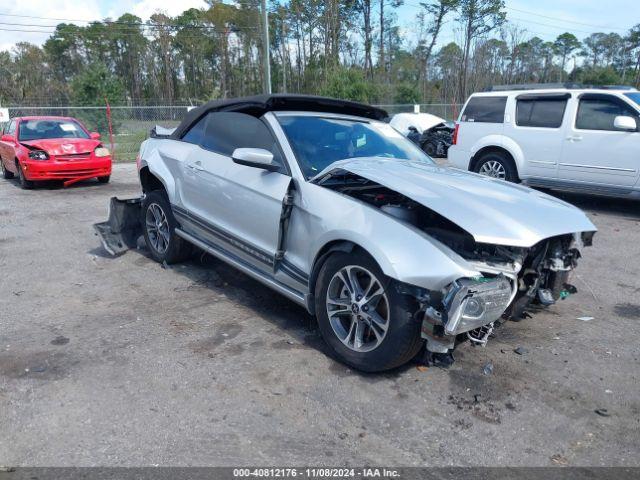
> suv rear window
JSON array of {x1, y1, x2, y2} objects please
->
[
  {"x1": 516, "y1": 97, "x2": 568, "y2": 128},
  {"x1": 461, "y1": 96, "x2": 507, "y2": 123}
]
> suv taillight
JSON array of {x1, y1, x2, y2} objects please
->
[{"x1": 452, "y1": 123, "x2": 459, "y2": 145}]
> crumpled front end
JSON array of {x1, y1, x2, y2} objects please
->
[{"x1": 418, "y1": 231, "x2": 594, "y2": 355}]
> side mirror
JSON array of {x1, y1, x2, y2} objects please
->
[
  {"x1": 90, "y1": 132, "x2": 101, "y2": 140},
  {"x1": 408, "y1": 126, "x2": 418, "y2": 132},
  {"x1": 231, "y1": 148, "x2": 279, "y2": 172},
  {"x1": 613, "y1": 115, "x2": 637, "y2": 132},
  {"x1": 1, "y1": 134, "x2": 15, "y2": 143}
]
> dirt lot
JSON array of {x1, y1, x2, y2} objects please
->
[{"x1": 1, "y1": 164, "x2": 639, "y2": 466}]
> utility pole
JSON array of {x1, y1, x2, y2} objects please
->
[{"x1": 261, "y1": 0, "x2": 272, "y2": 94}]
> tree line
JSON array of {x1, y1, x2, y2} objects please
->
[{"x1": 0, "y1": 0, "x2": 639, "y2": 108}]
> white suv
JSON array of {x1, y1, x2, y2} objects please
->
[{"x1": 448, "y1": 85, "x2": 640, "y2": 198}]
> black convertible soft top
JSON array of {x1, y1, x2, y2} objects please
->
[{"x1": 170, "y1": 94, "x2": 389, "y2": 139}]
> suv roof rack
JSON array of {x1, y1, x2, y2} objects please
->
[{"x1": 489, "y1": 83, "x2": 637, "y2": 92}]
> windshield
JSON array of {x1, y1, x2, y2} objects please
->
[
  {"x1": 18, "y1": 119, "x2": 89, "y2": 141},
  {"x1": 624, "y1": 92, "x2": 640, "y2": 108},
  {"x1": 277, "y1": 115, "x2": 434, "y2": 179}
]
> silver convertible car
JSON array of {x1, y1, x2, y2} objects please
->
[{"x1": 95, "y1": 95, "x2": 596, "y2": 372}]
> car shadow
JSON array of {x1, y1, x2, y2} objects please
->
[
  {"x1": 537, "y1": 189, "x2": 640, "y2": 220},
  {"x1": 4, "y1": 177, "x2": 107, "y2": 190},
  {"x1": 93, "y1": 241, "x2": 414, "y2": 380}
]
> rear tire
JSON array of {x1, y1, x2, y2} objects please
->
[
  {"x1": 142, "y1": 190, "x2": 192, "y2": 264},
  {"x1": 97, "y1": 175, "x2": 110, "y2": 184},
  {"x1": 1, "y1": 161, "x2": 14, "y2": 179},
  {"x1": 314, "y1": 250, "x2": 423, "y2": 372},
  {"x1": 17, "y1": 163, "x2": 34, "y2": 189},
  {"x1": 474, "y1": 151, "x2": 519, "y2": 182}
]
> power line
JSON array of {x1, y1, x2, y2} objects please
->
[
  {"x1": 0, "y1": 20, "x2": 259, "y2": 34},
  {"x1": 504, "y1": 6, "x2": 627, "y2": 32},
  {"x1": 507, "y1": 15, "x2": 617, "y2": 36},
  {"x1": 0, "y1": 10, "x2": 259, "y2": 30}
]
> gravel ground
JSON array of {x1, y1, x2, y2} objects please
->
[{"x1": 1, "y1": 163, "x2": 639, "y2": 467}]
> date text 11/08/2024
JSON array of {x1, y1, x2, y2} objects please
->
[{"x1": 232, "y1": 468, "x2": 400, "y2": 478}]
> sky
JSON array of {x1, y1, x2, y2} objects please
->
[{"x1": 0, "y1": 0, "x2": 637, "y2": 53}]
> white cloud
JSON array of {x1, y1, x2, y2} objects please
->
[
  {"x1": 0, "y1": 0, "x2": 101, "y2": 49},
  {"x1": 129, "y1": 0, "x2": 207, "y2": 20},
  {"x1": 0, "y1": 0, "x2": 208, "y2": 51}
]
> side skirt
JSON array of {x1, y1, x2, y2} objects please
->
[{"x1": 175, "y1": 228, "x2": 309, "y2": 309}]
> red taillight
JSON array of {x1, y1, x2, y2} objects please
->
[{"x1": 452, "y1": 123, "x2": 459, "y2": 145}]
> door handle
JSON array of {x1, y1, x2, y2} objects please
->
[
  {"x1": 566, "y1": 135, "x2": 583, "y2": 142},
  {"x1": 187, "y1": 161, "x2": 204, "y2": 171}
]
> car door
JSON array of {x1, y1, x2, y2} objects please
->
[
  {"x1": 0, "y1": 119, "x2": 17, "y2": 171},
  {"x1": 179, "y1": 111, "x2": 292, "y2": 274},
  {"x1": 507, "y1": 93, "x2": 569, "y2": 179},
  {"x1": 559, "y1": 93, "x2": 640, "y2": 188}
]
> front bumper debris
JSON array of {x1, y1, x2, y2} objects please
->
[
  {"x1": 421, "y1": 275, "x2": 513, "y2": 353},
  {"x1": 93, "y1": 197, "x2": 143, "y2": 256}
]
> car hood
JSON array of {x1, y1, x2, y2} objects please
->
[
  {"x1": 21, "y1": 138, "x2": 100, "y2": 156},
  {"x1": 313, "y1": 158, "x2": 597, "y2": 247}
]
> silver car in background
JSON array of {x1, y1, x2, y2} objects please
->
[{"x1": 95, "y1": 95, "x2": 596, "y2": 372}]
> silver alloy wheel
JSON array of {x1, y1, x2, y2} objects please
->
[
  {"x1": 479, "y1": 160, "x2": 506, "y2": 179},
  {"x1": 326, "y1": 265, "x2": 390, "y2": 353},
  {"x1": 145, "y1": 203, "x2": 170, "y2": 254}
]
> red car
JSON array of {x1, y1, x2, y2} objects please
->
[{"x1": 0, "y1": 116, "x2": 112, "y2": 189}]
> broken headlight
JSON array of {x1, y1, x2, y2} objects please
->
[
  {"x1": 442, "y1": 276, "x2": 512, "y2": 335},
  {"x1": 28, "y1": 150, "x2": 49, "y2": 160}
]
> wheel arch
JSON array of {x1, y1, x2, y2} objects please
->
[
  {"x1": 307, "y1": 240, "x2": 383, "y2": 315},
  {"x1": 139, "y1": 166, "x2": 167, "y2": 194}
]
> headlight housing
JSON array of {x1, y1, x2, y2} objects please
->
[
  {"x1": 28, "y1": 150, "x2": 49, "y2": 160},
  {"x1": 94, "y1": 147, "x2": 110, "y2": 158},
  {"x1": 442, "y1": 276, "x2": 512, "y2": 335}
]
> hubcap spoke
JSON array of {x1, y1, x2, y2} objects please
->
[
  {"x1": 480, "y1": 160, "x2": 506, "y2": 179},
  {"x1": 146, "y1": 203, "x2": 170, "y2": 254},
  {"x1": 326, "y1": 265, "x2": 390, "y2": 353}
]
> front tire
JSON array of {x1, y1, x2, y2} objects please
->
[
  {"x1": 142, "y1": 190, "x2": 192, "y2": 264},
  {"x1": 474, "y1": 151, "x2": 519, "y2": 182},
  {"x1": 315, "y1": 250, "x2": 423, "y2": 372},
  {"x1": 97, "y1": 175, "x2": 110, "y2": 184},
  {"x1": 17, "y1": 163, "x2": 34, "y2": 189}
]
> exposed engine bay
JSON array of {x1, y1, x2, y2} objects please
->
[{"x1": 316, "y1": 170, "x2": 594, "y2": 361}]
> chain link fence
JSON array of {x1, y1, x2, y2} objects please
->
[{"x1": 1, "y1": 103, "x2": 462, "y2": 162}]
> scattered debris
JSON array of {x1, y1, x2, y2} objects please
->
[
  {"x1": 576, "y1": 316, "x2": 594, "y2": 322},
  {"x1": 29, "y1": 365, "x2": 47, "y2": 373},
  {"x1": 550, "y1": 454, "x2": 569, "y2": 465},
  {"x1": 161, "y1": 260, "x2": 171, "y2": 270},
  {"x1": 286, "y1": 340, "x2": 295, "y2": 345},
  {"x1": 594, "y1": 408, "x2": 610, "y2": 417},
  {"x1": 338, "y1": 432, "x2": 348, "y2": 440},
  {"x1": 12, "y1": 291, "x2": 25, "y2": 296},
  {"x1": 482, "y1": 362, "x2": 494, "y2": 376},
  {"x1": 453, "y1": 418, "x2": 473, "y2": 430},
  {"x1": 51, "y1": 336, "x2": 70, "y2": 346},
  {"x1": 505, "y1": 402, "x2": 516, "y2": 410},
  {"x1": 418, "y1": 350, "x2": 455, "y2": 368},
  {"x1": 514, "y1": 346, "x2": 528, "y2": 355},
  {"x1": 416, "y1": 365, "x2": 428, "y2": 372},
  {"x1": 448, "y1": 394, "x2": 501, "y2": 424},
  {"x1": 605, "y1": 389, "x2": 613, "y2": 394},
  {"x1": 358, "y1": 432, "x2": 366, "y2": 438}
]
